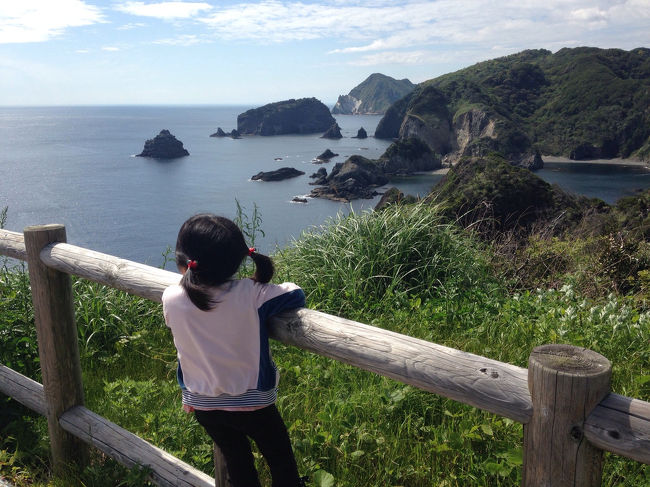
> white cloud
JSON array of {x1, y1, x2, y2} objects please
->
[
  {"x1": 102, "y1": 46, "x2": 120, "y2": 51},
  {"x1": 199, "y1": 0, "x2": 409, "y2": 41},
  {"x1": 117, "y1": 22, "x2": 148, "y2": 30},
  {"x1": 115, "y1": 1, "x2": 213, "y2": 20},
  {"x1": 355, "y1": 50, "x2": 437, "y2": 66},
  {"x1": 0, "y1": 0, "x2": 104, "y2": 43},
  {"x1": 153, "y1": 34, "x2": 204, "y2": 45},
  {"x1": 198, "y1": 0, "x2": 650, "y2": 60}
]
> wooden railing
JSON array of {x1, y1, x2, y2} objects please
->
[{"x1": 1, "y1": 225, "x2": 649, "y2": 486}]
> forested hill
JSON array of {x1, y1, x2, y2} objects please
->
[
  {"x1": 376, "y1": 47, "x2": 650, "y2": 164},
  {"x1": 332, "y1": 73, "x2": 415, "y2": 115}
]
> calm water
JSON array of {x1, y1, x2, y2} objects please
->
[{"x1": 1, "y1": 106, "x2": 648, "y2": 265}]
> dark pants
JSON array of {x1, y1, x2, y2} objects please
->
[{"x1": 194, "y1": 405, "x2": 301, "y2": 487}]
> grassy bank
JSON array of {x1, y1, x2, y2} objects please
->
[{"x1": 1, "y1": 202, "x2": 649, "y2": 486}]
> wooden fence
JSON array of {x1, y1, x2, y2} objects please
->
[{"x1": 0, "y1": 225, "x2": 649, "y2": 486}]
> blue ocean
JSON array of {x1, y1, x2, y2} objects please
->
[{"x1": 1, "y1": 106, "x2": 648, "y2": 266}]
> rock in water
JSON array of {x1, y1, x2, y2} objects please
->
[
  {"x1": 137, "y1": 130, "x2": 189, "y2": 158},
  {"x1": 309, "y1": 155, "x2": 388, "y2": 202},
  {"x1": 321, "y1": 123, "x2": 343, "y2": 139},
  {"x1": 251, "y1": 167, "x2": 305, "y2": 181},
  {"x1": 309, "y1": 167, "x2": 328, "y2": 185},
  {"x1": 354, "y1": 127, "x2": 368, "y2": 139},
  {"x1": 237, "y1": 98, "x2": 335, "y2": 135},
  {"x1": 315, "y1": 149, "x2": 339, "y2": 161},
  {"x1": 210, "y1": 127, "x2": 228, "y2": 137}
]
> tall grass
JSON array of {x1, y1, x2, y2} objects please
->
[
  {"x1": 276, "y1": 202, "x2": 499, "y2": 320},
  {"x1": 1, "y1": 202, "x2": 648, "y2": 486}
]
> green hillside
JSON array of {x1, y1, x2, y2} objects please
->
[
  {"x1": 376, "y1": 47, "x2": 650, "y2": 162},
  {"x1": 332, "y1": 73, "x2": 415, "y2": 115}
]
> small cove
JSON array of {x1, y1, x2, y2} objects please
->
[{"x1": 1, "y1": 105, "x2": 648, "y2": 265}]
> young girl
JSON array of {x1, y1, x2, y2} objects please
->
[{"x1": 162, "y1": 214, "x2": 306, "y2": 487}]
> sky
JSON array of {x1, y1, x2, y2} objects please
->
[{"x1": 0, "y1": 0, "x2": 649, "y2": 106}]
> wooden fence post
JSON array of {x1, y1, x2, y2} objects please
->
[
  {"x1": 523, "y1": 344, "x2": 611, "y2": 486},
  {"x1": 24, "y1": 224, "x2": 89, "y2": 475},
  {"x1": 214, "y1": 444, "x2": 231, "y2": 487}
]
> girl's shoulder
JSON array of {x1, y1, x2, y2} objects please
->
[
  {"x1": 162, "y1": 283, "x2": 185, "y2": 302},
  {"x1": 232, "y1": 279, "x2": 304, "y2": 307}
]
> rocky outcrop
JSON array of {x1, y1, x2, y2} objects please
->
[
  {"x1": 332, "y1": 73, "x2": 415, "y2": 115},
  {"x1": 453, "y1": 108, "x2": 496, "y2": 155},
  {"x1": 137, "y1": 130, "x2": 189, "y2": 159},
  {"x1": 251, "y1": 167, "x2": 305, "y2": 181},
  {"x1": 210, "y1": 127, "x2": 240, "y2": 139},
  {"x1": 309, "y1": 167, "x2": 328, "y2": 185},
  {"x1": 379, "y1": 101, "x2": 542, "y2": 170},
  {"x1": 321, "y1": 123, "x2": 343, "y2": 139},
  {"x1": 376, "y1": 48, "x2": 650, "y2": 168},
  {"x1": 331, "y1": 95, "x2": 361, "y2": 115},
  {"x1": 400, "y1": 113, "x2": 452, "y2": 155},
  {"x1": 310, "y1": 138, "x2": 444, "y2": 201},
  {"x1": 374, "y1": 187, "x2": 418, "y2": 210},
  {"x1": 210, "y1": 127, "x2": 228, "y2": 137},
  {"x1": 310, "y1": 155, "x2": 388, "y2": 202},
  {"x1": 378, "y1": 137, "x2": 442, "y2": 174},
  {"x1": 516, "y1": 150, "x2": 544, "y2": 170},
  {"x1": 431, "y1": 155, "x2": 600, "y2": 236},
  {"x1": 238, "y1": 98, "x2": 335, "y2": 136},
  {"x1": 314, "y1": 149, "x2": 338, "y2": 162},
  {"x1": 375, "y1": 94, "x2": 411, "y2": 139},
  {"x1": 353, "y1": 127, "x2": 368, "y2": 139}
]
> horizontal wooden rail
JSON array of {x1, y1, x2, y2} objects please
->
[
  {"x1": 0, "y1": 229, "x2": 26, "y2": 261},
  {"x1": 2, "y1": 229, "x2": 650, "y2": 468},
  {"x1": 0, "y1": 364, "x2": 47, "y2": 416},
  {"x1": 60, "y1": 407, "x2": 213, "y2": 487},
  {"x1": 584, "y1": 394, "x2": 650, "y2": 464},
  {"x1": 40, "y1": 241, "x2": 178, "y2": 302},
  {"x1": 271, "y1": 309, "x2": 533, "y2": 422},
  {"x1": 0, "y1": 364, "x2": 213, "y2": 487}
]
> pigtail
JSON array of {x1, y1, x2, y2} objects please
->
[
  {"x1": 250, "y1": 251, "x2": 274, "y2": 283},
  {"x1": 178, "y1": 257, "x2": 215, "y2": 311}
]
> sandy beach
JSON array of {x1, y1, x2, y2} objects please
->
[
  {"x1": 543, "y1": 155, "x2": 650, "y2": 168},
  {"x1": 417, "y1": 156, "x2": 650, "y2": 176}
]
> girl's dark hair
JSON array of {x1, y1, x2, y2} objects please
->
[{"x1": 175, "y1": 214, "x2": 274, "y2": 310}]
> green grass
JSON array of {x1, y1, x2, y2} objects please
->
[{"x1": 1, "y1": 202, "x2": 649, "y2": 486}]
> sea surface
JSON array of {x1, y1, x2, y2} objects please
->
[{"x1": 1, "y1": 106, "x2": 648, "y2": 266}]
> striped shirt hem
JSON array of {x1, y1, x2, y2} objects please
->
[{"x1": 182, "y1": 387, "x2": 277, "y2": 409}]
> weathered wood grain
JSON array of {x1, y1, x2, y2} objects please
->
[
  {"x1": 60, "y1": 406, "x2": 214, "y2": 487},
  {"x1": 0, "y1": 229, "x2": 26, "y2": 260},
  {"x1": 24, "y1": 224, "x2": 89, "y2": 473},
  {"x1": 585, "y1": 393, "x2": 650, "y2": 465},
  {"x1": 0, "y1": 364, "x2": 46, "y2": 416},
  {"x1": 523, "y1": 344, "x2": 612, "y2": 486},
  {"x1": 39, "y1": 242, "x2": 178, "y2": 302},
  {"x1": 269, "y1": 308, "x2": 533, "y2": 423}
]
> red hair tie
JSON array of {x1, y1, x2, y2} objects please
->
[
  {"x1": 248, "y1": 247, "x2": 256, "y2": 256},
  {"x1": 187, "y1": 259, "x2": 198, "y2": 270}
]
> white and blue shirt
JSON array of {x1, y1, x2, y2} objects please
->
[{"x1": 162, "y1": 279, "x2": 305, "y2": 409}]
